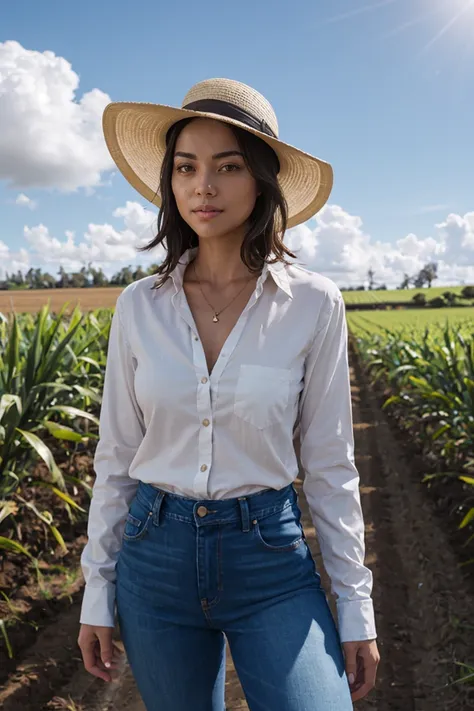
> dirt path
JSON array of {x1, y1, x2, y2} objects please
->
[{"x1": 1, "y1": 349, "x2": 473, "y2": 710}]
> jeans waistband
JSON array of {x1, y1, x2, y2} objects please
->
[{"x1": 135, "y1": 481, "x2": 299, "y2": 531}]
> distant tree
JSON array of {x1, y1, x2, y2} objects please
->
[
  {"x1": 414, "y1": 261, "x2": 438, "y2": 289},
  {"x1": 429, "y1": 296, "x2": 445, "y2": 308},
  {"x1": 442, "y1": 291, "x2": 457, "y2": 306},
  {"x1": 412, "y1": 293, "x2": 427, "y2": 306},
  {"x1": 461, "y1": 286, "x2": 474, "y2": 299},
  {"x1": 133, "y1": 266, "x2": 148, "y2": 282},
  {"x1": 110, "y1": 266, "x2": 135, "y2": 286},
  {"x1": 399, "y1": 273, "x2": 412, "y2": 290},
  {"x1": 367, "y1": 268, "x2": 376, "y2": 291},
  {"x1": 42, "y1": 272, "x2": 56, "y2": 289},
  {"x1": 413, "y1": 273, "x2": 426, "y2": 288},
  {"x1": 57, "y1": 266, "x2": 70, "y2": 288},
  {"x1": 89, "y1": 264, "x2": 108, "y2": 287},
  {"x1": 424, "y1": 261, "x2": 438, "y2": 288},
  {"x1": 68, "y1": 268, "x2": 89, "y2": 289}
]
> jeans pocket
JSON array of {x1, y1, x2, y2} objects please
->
[
  {"x1": 254, "y1": 504, "x2": 304, "y2": 553},
  {"x1": 123, "y1": 496, "x2": 152, "y2": 541}
]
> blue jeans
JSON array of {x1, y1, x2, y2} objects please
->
[{"x1": 116, "y1": 481, "x2": 353, "y2": 711}]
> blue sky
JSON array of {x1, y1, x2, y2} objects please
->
[{"x1": 1, "y1": 0, "x2": 474, "y2": 288}]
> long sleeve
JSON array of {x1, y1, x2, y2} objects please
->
[
  {"x1": 299, "y1": 291, "x2": 376, "y2": 643},
  {"x1": 79, "y1": 294, "x2": 145, "y2": 627}
]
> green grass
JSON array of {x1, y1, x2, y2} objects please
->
[
  {"x1": 347, "y1": 307, "x2": 474, "y2": 335},
  {"x1": 341, "y1": 285, "x2": 472, "y2": 305}
]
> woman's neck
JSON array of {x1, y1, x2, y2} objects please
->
[{"x1": 191, "y1": 239, "x2": 255, "y2": 288}]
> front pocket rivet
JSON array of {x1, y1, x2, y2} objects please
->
[{"x1": 252, "y1": 520, "x2": 257, "y2": 525}]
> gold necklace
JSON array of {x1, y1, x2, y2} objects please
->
[{"x1": 193, "y1": 261, "x2": 255, "y2": 323}]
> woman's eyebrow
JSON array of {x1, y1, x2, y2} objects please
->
[{"x1": 174, "y1": 150, "x2": 244, "y2": 160}]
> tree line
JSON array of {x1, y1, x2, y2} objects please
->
[
  {"x1": 344, "y1": 261, "x2": 441, "y2": 292},
  {"x1": 1, "y1": 259, "x2": 471, "y2": 294},
  {"x1": 0, "y1": 264, "x2": 161, "y2": 290}
]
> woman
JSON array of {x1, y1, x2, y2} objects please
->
[{"x1": 78, "y1": 78, "x2": 380, "y2": 710}]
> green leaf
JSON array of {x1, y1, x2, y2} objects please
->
[
  {"x1": 408, "y1": 375, "x2": 432, "y2": 392},
  {"x1": 29, "y1": 481, "x2": 86, "y2": 512},
  {"x1": 50, "y1": 405, "x2": 99, "y2": 427},
  {"x1": 43, "y1": 421, "x2": 85, "y2": 443},
  {"x1": 49, "y1": 525, "x2": 68, "y2": 554},
  {"x1": 72, "y1": 385, "x2": 102, "y2": 403},
  {"x1": 0, "y1": 619, "x2": 14, "y2": 659},
  {"x1": 459, "y1": 507, "x2": 474, "y2": 530},
  {"x1": 382, "y1": 395, "x2": 402, "y2": 409},
  {"x1": 460, "y1": 476, "x2": 474, "y2": 486},
  {"x1": 0, "y1": 500, "x2": 19, "y2": 525},
  {"x1": 24, "y1": 305, "x2": 49, "y2": 391},
  {"x1": 78, "y1": 356, "x2": 101, "y2": 368},
  {"x1": 5, "y1": 316, "x2": 20, "y2": 389},
  {"x1": 432, "y1": 424, "x2": 451, "y2": 441},
  {"x1": 16, "y1": 429, "x2": 64, "y2": 488},
  {"x1": 0, "y1": 536, "x2": 33, "y2": 558},
  {"x1": 0, "y1": 394, "x2": 22, "y2": 421}
]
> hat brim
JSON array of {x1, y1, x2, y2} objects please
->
[{"x1": 102, "y1": 102, "x2": 333, "y2": 229}]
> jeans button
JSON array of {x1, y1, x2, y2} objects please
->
[{"x1": 197, "y1": 506, "x2": 208, "y2": 518}]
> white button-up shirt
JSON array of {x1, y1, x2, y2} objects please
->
[{"x1": 80, "y1": 248, "x2": 376, "y2": 643}]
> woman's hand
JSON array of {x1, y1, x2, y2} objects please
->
[
  {"x1": 78, "y1": 624, "x2": 124, "y2": 683},
  {"x1": 342, "y1": 639, "x2": 380, "y2": 702}
]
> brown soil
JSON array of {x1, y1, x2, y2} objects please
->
[
  {"x1": 1, "y1": 346, "x2": 473, "y2": 710},
  {"x1": 0, "y1": 288, "x2": 123, "y2": 315}
]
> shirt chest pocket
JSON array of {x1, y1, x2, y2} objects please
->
[{"x1": 234, "y1": 365, "x2": 292, "y2": 430}]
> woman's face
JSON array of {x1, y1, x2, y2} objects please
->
[{"x1": 171, "y1": 118, "x2": 259, "y2": 243}]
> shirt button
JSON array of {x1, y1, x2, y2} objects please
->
[
  {"x1": 202, "y1": 419, "x2": 210, "y2": 427},
  {"x1": 200, "y1": 464, "x2": 208, "y2": 472},
  {"x1": 194, "y1": 336, "x2": 199, "y2": 341},
  {"x1": 201, "y1": 377, "x2": 208, "y2": 384}
]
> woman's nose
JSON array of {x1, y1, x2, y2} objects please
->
[{"x1": 195, "y1": 177, "x2": 216, "y2": 197}]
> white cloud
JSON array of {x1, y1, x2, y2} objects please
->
[
  {"x1": 285, "y1": 205, "x2": 474, "y2": 288},
  {"x1": 15, "y1": 193, "x2": 37, "y2": 210},
  {"x1": 0, "y1": 40, "x2": 113, "y2": 193},
  {"x1": 21, "y1": 201, "x2": 163, "y2": 275},
  {"x1": 0, "y1": 241, "x2": 30, "y2": 279}
]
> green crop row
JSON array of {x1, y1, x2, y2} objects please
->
[
  {"x1": 0, "y1": 305, "x2": 112, "y2": 565},
  {"x1": 350, "y1": 320, "x2": 474, "y2": 546}
]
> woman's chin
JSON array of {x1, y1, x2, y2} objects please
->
[{"x1": 192, "y1": 222, "x2": 239, "y2": 241}]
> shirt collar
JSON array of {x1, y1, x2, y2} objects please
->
[
  {"x1": 265, "y1": 260, "x2": 293, "y2": 298},
  {"x1": 157, "y1": 247, "x2": 293, "y2": 299}
]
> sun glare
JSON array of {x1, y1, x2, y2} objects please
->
[{"x1": 420, "y1": 0, "x2": 474, "y2": 54}]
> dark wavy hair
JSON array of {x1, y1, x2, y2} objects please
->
[{"x1": 138, "y1": 117, "x2": 295, "y2": 287}]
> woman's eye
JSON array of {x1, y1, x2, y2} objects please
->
[
  {"x1": 175, "y1": 164, "x2": 194, "y2": 173},
  {"x1": 220, "y1": 164, "x2": 241, "y2": 172}
]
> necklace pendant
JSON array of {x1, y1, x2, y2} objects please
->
[{"x1": 213, "y1": 314, "x2": 219, "y2": 323}]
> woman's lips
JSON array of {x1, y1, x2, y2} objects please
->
[{"x1": 193, "y1": 209, "x2": 223, "y2": 220}]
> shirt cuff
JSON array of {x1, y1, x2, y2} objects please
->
[
  {"x1": 79, "y1": 582, "x2": 116, "y2": 628},
  {"x1": 336, "y1": 598, "x2": 377, "y2": 643}
]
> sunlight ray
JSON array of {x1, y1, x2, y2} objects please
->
[
  {"x1": 319, "y1": 0, "x2": 398, "y2": 27},
  {"x1": 381, "y1": 6, "x2": 446, "y2": 39},
  {"x1": 420, "y1": 1, "x2": 474, "y2": 54}
]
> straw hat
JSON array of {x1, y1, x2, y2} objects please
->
[{"x1": 102, "y1": 78, "x2": 333, "y2": 228}]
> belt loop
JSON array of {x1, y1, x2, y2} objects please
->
[
  {"x1": 238, "y1": 496, "x2": 250, "y2": 533},
  {"x1": 152, "y1": 490, "x2": 165, "y2": 527}
]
